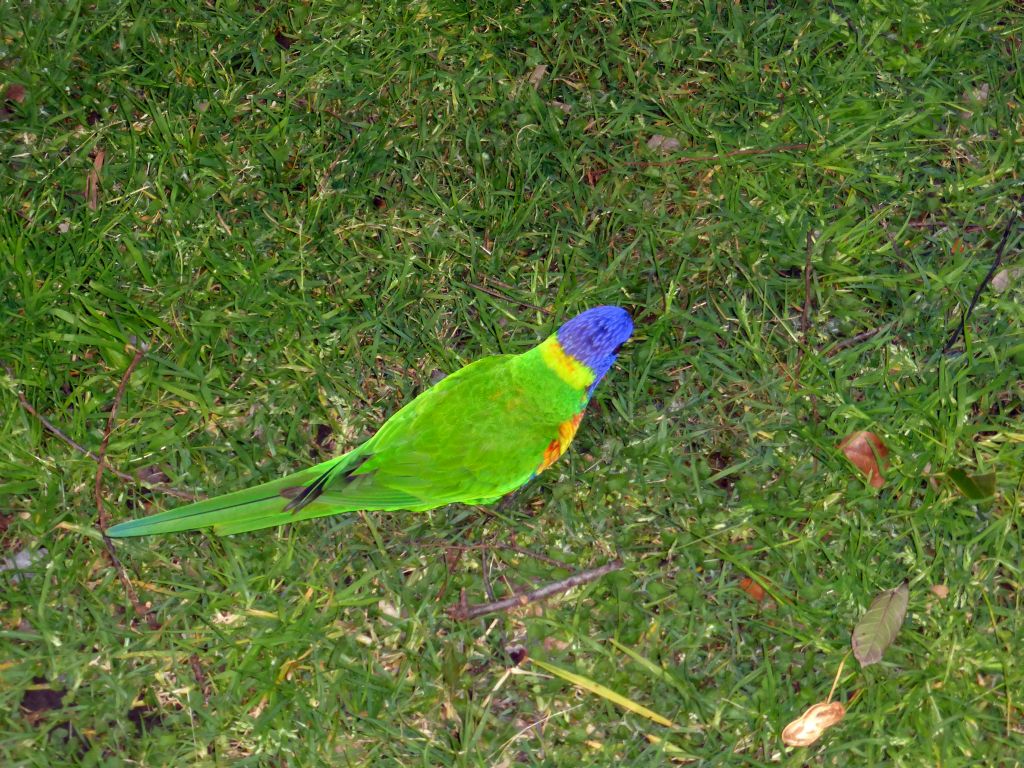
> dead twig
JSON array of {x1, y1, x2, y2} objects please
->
[
  {"x1": 823, "y1": 325, "x2": 889, "y2": 357},
  {"x1": 189, "y1": 653, "x2": 211, "y2": 707},
  {"x1": 942, "y1": 213, "x2": 1021, "y2": 355},
  {"x1": 447, "y1": 559, "x2": 623, "y2": 621},
  {"x1": 801, "y1": 230, "x2": 814, "y2": 336},
  {"x1": 466, "y1": 281, "x2": 551, "y2": 315},
  {"x1": 874, "y1": 207, "x2": 910, "y2": 268},
  {"x1": 104, "y1": 536, "x2": 159, "y2": 630},
  {"x1": 792, "y1": 230, "x2": 816, "y2": 393},
  {"x1": 94, "y1": 342, "x2": 148, "y2": 529},
  {"x1": 908, "y1": 220, "x2": 986, "y2": 233},
  {"x1": 502, "y1": 544, "x2": 569, "y2": 569},
  {"x1": 625, "y1": 142, "x2": 811, "y2": 169},
  {"x1": 481, "y1": 547, "x2": 496, "y2": 603},
  {"x1": 3, "y1": 361, "x2": 197, "y2": 501},
  {"x1": 93, "y1": 341, "x2": 161, "y2": 630},
  {"x1": 412, "y1": 539, "x2": 571, "y2": 569}
]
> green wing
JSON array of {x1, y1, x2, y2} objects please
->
[
  {"x1": 107, "y1": 354, "x2": 561, "y2": 537},
  {"x1": 302, "y1": 354, "x2": 557, "y2": 511}
]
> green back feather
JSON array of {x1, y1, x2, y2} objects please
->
[{"x1": 106, "y1": 339, "x2": 587, "y2": 537}]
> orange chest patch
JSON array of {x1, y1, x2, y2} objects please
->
[{"x1": 537, "y1": 412, "x2": 585, "y2": 474}]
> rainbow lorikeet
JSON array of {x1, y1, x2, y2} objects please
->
[{"x1": 106, "y1": 306, "x2": 633, "y2": 537}]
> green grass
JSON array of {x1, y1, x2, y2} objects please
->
[{"x1": 2, "y1": 0, "x2": 1023, "y2": 764}]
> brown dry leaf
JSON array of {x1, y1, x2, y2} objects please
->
[
  {"x1": 781, "y1": 701, "x2": 846, "y2": 747},
  {"x1": 930, "y1": 584, "x2": 949, "y2": 599},
  {"x1": 739, "y1": 577, "x2": 767, "y2": 602},
  {"x1": 275, "y1": 30, "x2": 296, "y2": 49},
  {"x1": 839, "y1": 431, "x2": 889, "y2": 488},
  {"x1": 86, "y1": 148, "x2": 105, "y2": 210},
  {"x1": 135, "y1": 465, "x2": 171, "y2": 485},
  {"x1": 527, "y1": 64, "x2": 548, "y2": 90},
  {"x1": 991, "y1": 266, "x2": 1022, "y2": 294},
  {"x1": 582, "y1": 163, "x2": 608, "y2": 187},
  {"x1": 646, "y1": 134, "x2": 681, "y2": 154},
  {"x1": 5, "y1": 83, "x2": 26, "y2": 103},
  {"x1": 543, "y1": 636, "x2": 571, "y2": 652}
]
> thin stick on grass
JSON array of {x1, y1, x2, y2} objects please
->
[
  {"x1": 92, "y1": 340, "x2": 161, "y2": 630},
  {"x1": 411, "y1": 539, "x2": 572, "y2": 569},
  {"x1": 942, "y1": 212, "x2": 1021, "y2": 354},
  {"x1": 94, "y1": 341, "x2": 149, "y2": 529},
  {"x1": 801, "y1": 229, "x2": 814, "y2": 336},
  {"x1": 791, "y1": 230, "x2": 816, "y2": 391},
  {"x1": 3, "y1": 361, "x2": 197, "y2": 501},
  {"x1": 102, "y1": 533, "x2": 160, "y2": 630},
  {"x1": 874, "y1": 206, "x2": 910, "y2": 268},
  {"x1": 447, "y1": 559, "x2": 623, "y2": 621},
  {"x1": 480, "y1": 547, "x2": 497, "y2": 603},
  {"x1": 823, "y1": 324, "x2": 890, "y2": 357},
  {"x1": 190, "y1": 653, "x2": 211, "y2": 707},
  {"x1": 625, "y1": 142, "x2": 811, "y2": 169},
  {"x1": 466, "y1": 281, "x2": 551, "y2": 315}
]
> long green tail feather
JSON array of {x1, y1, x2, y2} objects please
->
[{"x1": 106, "y1": 455, "x2": 351, "y2": 538}]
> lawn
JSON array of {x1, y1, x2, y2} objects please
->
[{"x1": 1, "y1": 0, "x2": 1022, "y2": 765}]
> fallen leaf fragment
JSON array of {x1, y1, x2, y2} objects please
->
[
  {"x1": 991, "y1": 266, "x2": 1022, "y2": 294},
  {"x1": 930, "y1": 584, "x2": 949, "y2": 599},
  {"x1": 20, "y1": 677, "x2": 68, "y2": 721},
  {"x1": 781, "y1": 701, "x2": 846, "y2": 747},
  {"x1": 527, "y1": 64, "x2": 548, "y2": 90},
  {"x1": 646, "y1": 134, "x2": 681, "y2": 154},
  {"x1": 839, "y1": 431, "x2": 889, "y2": 488},
  {"x1": 946, "y1": 468, "x2": 996, "y2": 500},
  {"x1": 543, "y1": 635, "x2": 571, "y2": 652},
  {"x1": 852, "y1": 581, "x2": 909, "y2": 667},
  {"x1": 739, "y1": 576, "x2": 766, "y2": 602},
  {"x1": 4, "y1": 83, "x2": 26, "y2": 103},
  {"x1": 86, "y1": 148, "x2": 105, "y2": 210},
  {"x1": 582, "y1": 163, "x2": 608, "y2": 186},
  {"x1": 135, "y1": 465, "x2": 171, "y2": 485},
  {"x1": 275, "y1": 30, "x2": 296, "y2": 49}
]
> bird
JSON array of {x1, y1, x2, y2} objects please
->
[{"x1": 106, "y1": 305, "x2": 633, "y2": 537}]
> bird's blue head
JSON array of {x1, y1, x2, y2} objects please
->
[{"x1": 552, "y1": 305, "x2": 633, "y2": 395}]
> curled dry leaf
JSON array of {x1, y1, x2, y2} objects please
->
[
  {"x1": 852, "y1": 581, "x2": 909, "y2": 667},
  {"x1": 781, "y1": 701, "x2": 846, "y2": 747},
  {"x1": 86, "y1": 148, "x2": 105, "y2": 211},
  {"x1": 839, "y1": 431, "x2": 889, "y2": 488}
]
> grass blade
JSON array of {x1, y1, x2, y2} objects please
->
[{"x1": 530, "y1": 658, "x2": 675, "y2": 728}]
